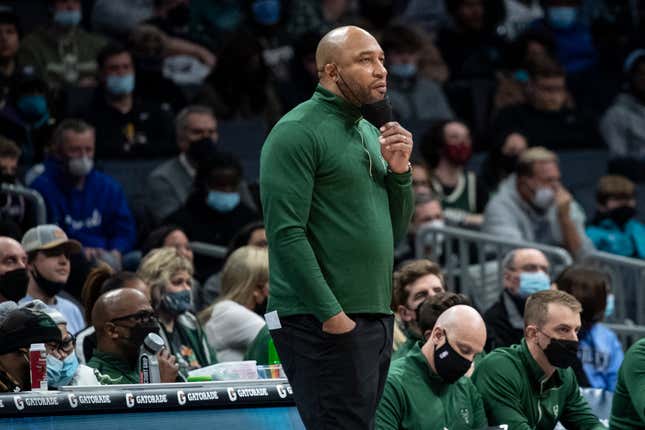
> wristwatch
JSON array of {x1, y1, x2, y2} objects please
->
[{"x1": 387, "y1": 162, "x2": 412, "y2": 175}]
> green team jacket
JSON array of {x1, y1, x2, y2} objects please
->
[
  {"x1": 609, "y1": 338, "x2": 645, "y2": 429},
  {"x1": 87, "y1": 350, "x2": 139, "y2": 385},
  {"x1": 376, "y1": 342, "x2": 487, "y2": 430},
  {"x1": 260, "y1": 84, "x2": 414, "y2": 322},
  {"x1": 472, "y1": 339, "x2": 606, "y2": 429}
]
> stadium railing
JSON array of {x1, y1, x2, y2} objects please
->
[
  {"x1": 415, "y1": 223, "x2": 573, "y2": 312},
  {"x1": 415, "y1": 223, "x2": 645, "y2": 346},
  {"x1": 581, "y1": 251, "x2": 645, "y2": 326},
  {"x1": 1, "y1": 183, "x2": 47, "y2": 225}
]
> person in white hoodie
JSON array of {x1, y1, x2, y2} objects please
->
[{"x1": 22, "y1": 300, "x2": 101, "y2": 388}]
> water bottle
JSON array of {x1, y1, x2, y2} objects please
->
[{"x1": 139, "y1": 333, "x2": 164, "y2": 384}]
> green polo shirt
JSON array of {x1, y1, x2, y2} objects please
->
[
  {"x1": 376, "y1": 343, "x2": 487, "y2": 430},
  {"x1": 87, "y1": 350, "x2": 139, "y2": 385},
  {"x1": 609, "y1": 338, "x2": 645, "y2": 429},
  {"x1": 473, "y1": 339, "x2": 606, "y2": 429}
]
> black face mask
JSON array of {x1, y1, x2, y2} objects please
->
[
  {"x1": 31, "y1": 266, "x2": 65, "y2": 297},
  {"x1": 540, "y1": 330, "x2": 579, "y2": 368},
  {"x1": 0, "y1": 173, "x2": 15, "y2": 184},
  {"x1": 0, "y1": 268, "x2": 29, "y2": 302},
  {"x1": 187, "y1": 137, "x2": 217, "y2": 163},
  {"x1": 121, "y1": 322, "x2": 160, "y2": 349},
  {"x1": 361, "y1": 96, "x2": 393, "y2": 129},
  {"x1": 602, "y1": 205, "x2": 636, "y2": 229},
  {"x1": 433, "y1": 330, "x2": 472, "y2": 384}
]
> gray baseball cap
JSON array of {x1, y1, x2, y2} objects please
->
[{"x1": 21, "y1": 225, "x2": 82, "y2": 254}]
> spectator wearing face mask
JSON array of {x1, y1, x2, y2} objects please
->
[
  {"x1": 376, "y1": 305, "x2": 487, "y2": 430},
  {"x1": 390, "y1": 260, "x2": 446, "y2": 362},
  {"x1": 22, "y1": 300, "x2": 100, "y2": 387},
  {"x1": 138, "y1": 247, "x2": 215, "y2": 376},
  {"x1": 484, "y1": 248, "x2": 551, "y2": 351},
  {"x1": 87, "y1": 288, "x2": 178, "y2": 384},
  {"x1": 0, "y1": 306, "x2": 61, "y2": 392},
  {"x1": 482, "y1": 147, "x2": 593, "y2": 257},
  {"x1": 395, "y1": 193, "x2": 446, "y2": 267},
  {"x1": 0, "y1": 236, "x2": 28, "y2": 303},
  {"x1": 586, "y1": 175, "x2": 645, "y2": 259},
  {"x1": 19, "y1": 224, "x2": 85, "y2": 334},
  {"x1": 555, "y1": 266, "x2": 622, "y2": 392},
  {"x1": 165, "y1": 151, "x2": 259, "y2": 276},
  {"x1": 145, "y1": 105, "x2": 256, "y2": 226},
  {"x1": 379, "y1": 24, "x2": 453, "y2": 137},
  {"x1": 473, "y1": 290, "x2": 606, "y2": 429},
  {"x1": 30, "y1": 119, "x2": 137, "y2": 267},
  {"x1": 421, "y1": 120, "x2": 487, "y2": 228},
  {"x1": 198, "y1": 246, "x2": 269, "y2": 362},
  {"x1": 491, "y1": 56, "x2": 601, "y2": 151},
  {"x1": 531, "y1": 0, "x2": 596, "y2": 76},
  {"x1": 0, "y1": 138, "x2": 37, "y2": 235},
  {"x1": 17, "y1": 0, "x2": 108, "y2": 91},
  {"x1": 0, "y1": 74, "x2": 58, "y2": 164},
  {"x1": 80, "y1": 43, "x2": 176, "y2": 160}
]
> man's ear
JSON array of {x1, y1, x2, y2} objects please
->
[
  {"x1": 397, "y1": 305, "x2": 413, "y2": 322},
  {"x1": 324, "y1": 63, "x2": 338, "y2": 81},
  {"x1": 525, "y1": 324, "x2": 537, "y2": 341},
  {"x1": 105, "y1": 323, "x2": 120, "y2": 340}
]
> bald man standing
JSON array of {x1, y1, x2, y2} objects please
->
[
  {"x1": 0, "y1": 237, "x2": 28, "y2": 303},
  {"x1": 260, "y1": 26, "x2": 414, "y2": 429},
  {"x1": 376, "y1": 305, "x2": 488, "y2": 430}
]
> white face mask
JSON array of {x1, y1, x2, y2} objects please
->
[
  {"x1": 68, "y1": 156, "x2": 93, "y2": 177},
  {"x1": 532, "y1": 187, "x2": 555, "y2": 210}
]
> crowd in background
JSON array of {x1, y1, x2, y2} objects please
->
[{"x1": 0, "y1": 0, "x2": 644, "y2": 427}]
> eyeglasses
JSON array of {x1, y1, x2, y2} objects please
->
[
  {"x1": 47, "y1": 334, "x2": 76, "y2": 355},
  {"x1": 110, "y1": 310, "x2": 157, "y2": 324}
]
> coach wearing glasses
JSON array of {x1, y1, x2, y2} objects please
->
[{"x1": 87, "y1": 288, "x2": 179, "y2": 384}]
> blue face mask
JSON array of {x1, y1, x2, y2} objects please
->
[
  {"x1": 53, "y1": 10, "x2": 82, "y2": 27},
  {"x1": 251, "y1": 0, "x2": 281, "y2": 26},
  {"x1": 389, "y1": 63, "x2": 417, "y2": 79},
  {"x1": 518, "y1": 271, "x2": 551, "y2": 298},
  {"x1": 513, "y1": 69, "x2": 529, "y2": 83},
  {"x1": 106, "y1": 74, "x2": 135, "y2": 96},
  {"x1": 17, "y1": 94, "x2": 48, "y2": 119},
  {"x1": 162, "y1": 290, "x2": 192, "y2": 315},
  {"x1": 47, "y1": 353, "x2": 78, "y2": 387},
  {"x1": 605, "y1": 293, "x2": 615, "y2": 318},
  {"x1": 548, "y1": 7, "x2": 578, "y2": 29},
  {"x1": 207, "y1": 190, "x2": 240, "y2": 212}
]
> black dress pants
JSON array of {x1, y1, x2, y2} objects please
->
[{"x1": 271, "y1": 314, "x2": 394, "y2": 430}]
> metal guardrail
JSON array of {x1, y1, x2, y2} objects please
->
[
  {"x1": 190, "y1": 241, "x2": 228, "y2": 259},
  {"x1": 582, "y1": 251, "x2": 645, "y2": 326},
  {"x1": 415, "y1": 224, "x2": 573, "y2": 312},
  {"x1": 0, "y1": 183, "x2": 47, "y2": 225},
  {"x1": 415, "y1": 224, "x2": 645, "y2": 344}
]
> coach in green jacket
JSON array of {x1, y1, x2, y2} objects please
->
[
  {"x1": 609, "y1": 338, "x2": 645, "y2": 429},
  {"x1": 377, "y1": 305, "x2": 487, "y2": 430},
  {"x1": 473, "y1": 290, "x2": 606, "y2": 429},
  {"x1": 260, "y1": 26, "x2": 414, "y2": 430}
]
